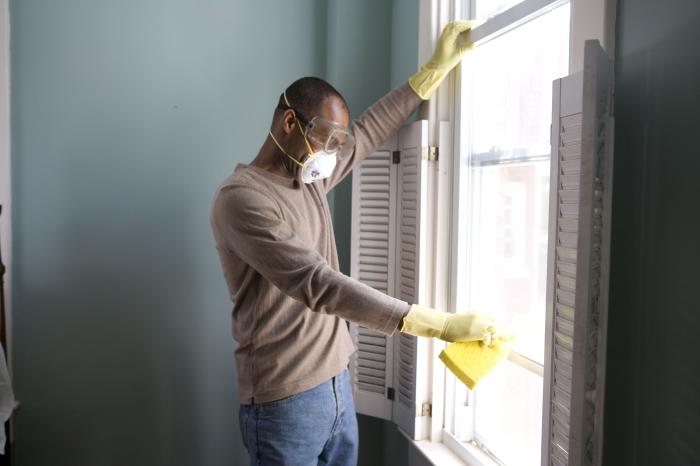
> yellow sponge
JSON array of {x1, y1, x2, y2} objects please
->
[{"x1": 438, "y1": 340, "x2": 512, "y2": 390}]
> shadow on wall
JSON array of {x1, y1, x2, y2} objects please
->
[
  {"x1": 605, "y1": 4, "x2": 700, "y2": 465},
  {"x1": 358, "y1": 413, "x2": 409, "y2": 465},
  {"x1": 13, "y1": 112, "x2": 240, "y2": 464}
]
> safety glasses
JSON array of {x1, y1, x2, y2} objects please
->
[
  {"x1": 279, "y1": 96, "x2": 355, "y2": 157},
  {"x1": 299, "y1": 115, "x2": 355, "y2": 157}
]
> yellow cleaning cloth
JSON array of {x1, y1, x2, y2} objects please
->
[{"x1": 438, "y1": 340, "x2": 512, "y2": 390}]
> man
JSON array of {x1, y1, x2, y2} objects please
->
[{"x1": 211, "y1": 21, "x2": 507, "y2": 465}]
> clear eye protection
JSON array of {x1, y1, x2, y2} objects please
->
[{"x1": 302, "y1": 116, "x2": 355, "y2": 158}]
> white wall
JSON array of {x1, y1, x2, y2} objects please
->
[{"x1": 0, "y1": 0, "x2": 11, "y2": 366}]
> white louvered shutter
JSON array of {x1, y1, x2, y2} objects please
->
[
  {"x1": 349, "y1": 136, "x2": 399, "y2": 420},
  {"x1": 542, "y1": 40, "x2": 614, "y2": 466},
  {"x1": 391, "y1": 120, "x2": 432, "y2": 440}
]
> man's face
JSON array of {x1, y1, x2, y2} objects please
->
[{"x1": 283, "y1": 96, "x2": 350, "y2": 160}]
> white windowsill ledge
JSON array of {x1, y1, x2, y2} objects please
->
[{"x1": 398, "y1": 428, "x2": 500, "y2": 466}]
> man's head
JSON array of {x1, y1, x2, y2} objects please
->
[{"x1": 271, "y1": 77, "x2": 350, "y2": 163}]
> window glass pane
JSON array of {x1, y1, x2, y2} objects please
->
[
  {"x1": 470, "y1": 4, "x2": 570, "y2": 165},
  {"x1": 474, "y1": 361, "x2": 543, "y2": 466},
  {"x1": 460, "y1": 3, "x2": 570, "y2": 365},
  {"x1": 476, "y1": 0, "x2": 525, "y2": 19},
  {"x1": 464, "y1": 160, "x2": 550, "y2": 363}
]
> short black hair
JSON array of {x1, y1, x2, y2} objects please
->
[{"x1": 274, "y1": 77, "x2": 348, "y2": 122}]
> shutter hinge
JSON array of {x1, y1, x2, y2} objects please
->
[
  {"x1": 421, "y1": 402, "x2": 432, "y2": 417},
  {"x1": 421, "y1": 146, "x2": 439, "y2": 161},
  {"x1": 392, "y1": 150, "x2": 401, "y2": 164},
  {"x1": 387, "y1": 387, "x2": 395, "y2": 400}
]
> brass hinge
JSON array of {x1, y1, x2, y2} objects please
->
[
  {"x1": 421, "y1": 402, "x2": 432, "y2": 417},
  {"x1": 421, "y1": 146, "x2": 439, "y2": 161},
  {"x1": 387, "y1": 387, "x2": 395, "y2": 400},
  {"x1": 392, "y1": 150, "x2": 401, "y2": 164}
]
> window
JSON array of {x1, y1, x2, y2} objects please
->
[
  {"x1": 446, "y1": 1, "x2": 571, "y2": 465},
  {"x1": 349, "y1": 2, "x2": 614, "y2": 463}
]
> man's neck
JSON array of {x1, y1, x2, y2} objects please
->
[{"x1": 250, "y1": 135, "x2": 296, "y2": 178}]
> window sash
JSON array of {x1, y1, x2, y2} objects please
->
[{"x1": 445, "y1": 0, "x2": 571, "y2": 462}]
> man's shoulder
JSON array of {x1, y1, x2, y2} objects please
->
[
  {"x1": 212, "y1": 167, "x2": 279, "y2": 217},
  {"x1": 216, "y1": 163, "x2": 260, "y2": 188},
  {"x1": 215, "y1": 165, "x2": 271, "y2": 197}
]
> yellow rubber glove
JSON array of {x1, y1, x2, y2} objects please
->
[
  {"x1": 408, "y1": 20, "x2": 476, "y2": 100},
  {"x1": 400, "y1": 304, "x2": 510, "y2": 346}
]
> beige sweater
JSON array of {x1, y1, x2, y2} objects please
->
[{"x1": 211, "y1": 83, "x2": 423, "y2": 404}]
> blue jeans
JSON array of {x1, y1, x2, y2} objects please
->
[{"x1": 238, "y1": 367, "x2": 359, "y2": 466}]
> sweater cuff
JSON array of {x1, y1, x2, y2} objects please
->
[{"x1": 377, "y1": 300, "x2": 411, "y2": 336}]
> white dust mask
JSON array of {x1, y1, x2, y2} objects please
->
[{"x1": 300, "y1": 150, "x2": 338, "y2": 184}]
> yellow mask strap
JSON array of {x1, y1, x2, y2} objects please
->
[
  {"x1": 284, "y1": 91, "x2": 316, "y2": 157},
  {"x1": 269, "y1": 130, "x2": 305, "y2": 168}
]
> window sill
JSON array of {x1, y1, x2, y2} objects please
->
[{"x1": 398, "y1": 428, "x2": 500, "y2": 466}]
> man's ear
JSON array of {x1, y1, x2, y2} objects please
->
[{"x1": 281, "y1": 109, "x2": 297, "y2": 135}]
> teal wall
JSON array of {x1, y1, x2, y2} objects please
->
[
  {"x1": 9, "y1": 0, "x2": 349, "y2": 465},
  {"x1": 10, "y1": 0, "x2": 420, "y2": 464},
  {"x1": 604, "y1": 0, "x2": 700, "y2": 465},
  {"x1": 390, "y1": 0, "x2": 420, "y2": 89}
]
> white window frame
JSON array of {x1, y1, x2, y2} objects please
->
[{"x1": 411, "y1": 0, "x2": 616, "y2": 465}]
